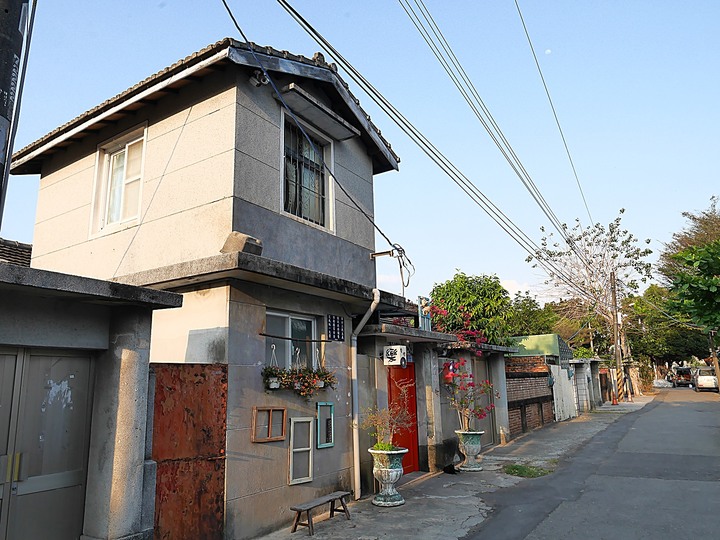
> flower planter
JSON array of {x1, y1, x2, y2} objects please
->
[
  {"x1": 455, "y1": 430, "x2": 484, "y2": 471},
  {"x1": 368, "y1": 448, "x2": 408, "y2": 507}
]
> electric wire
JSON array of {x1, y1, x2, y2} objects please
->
[
  {"x1": 399, "y1": 0, "x2": 595, "y2": 272},
  {"x1": 219, "y1": 0, "x2": 415, "y2": 289},
  {"x1": 514, "y1": 0, "x2": 593, "y2": 225},
  {"x1": 276, "y1": 0, "x2": 594, "y2": 302}
]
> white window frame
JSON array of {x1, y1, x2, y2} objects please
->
[
  {"x1": 288, "y1": 417, "x2": 313, "y2": 485},
  {"x1": 281, "y1": 112, "x2": 335, "y2": 231},
  {"x1": 90, "y1": 125, "x2": 147, "y2": 235},
  {"x1": 265, "y1": 311, "x2": 318, "y2": 370}
]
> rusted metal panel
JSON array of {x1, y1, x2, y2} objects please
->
[
  {"x1": 154, "y1": 458, "x2": 225, "y2": 540},
  {"x1": 152, "y1": 364, "x2": 227, "y2": 540},
  {"x1": 152, "y1": 364, "x2": 228, "y2": 460}
]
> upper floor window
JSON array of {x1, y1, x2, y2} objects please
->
[
  {"x1": 91, "y1": 127, "x2": 146, "y2": 233},
  {"x1": 283, "y1": 120, "x2": 326, "y2": 227},
  {"x1": 265, "y1": 312, "x2": 318, "y2": 370}
]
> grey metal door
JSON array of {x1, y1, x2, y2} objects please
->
[{"x1": 0, "y1": 349, "x2": 93, "y2": 540}]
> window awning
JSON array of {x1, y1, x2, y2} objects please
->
[{"x1": 278, "y1": 83, "x2": 360, "y2": 140}]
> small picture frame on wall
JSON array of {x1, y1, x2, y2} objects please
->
[
  {"x1": 251, "y1": 406, "x2": 287, "y2": 442},
  {"x1": 316, "y1": 402, "x2": 334, "y2": 448}
]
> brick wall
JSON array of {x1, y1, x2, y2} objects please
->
[
  {"x1": 542, "y1": 400, "x2": 554, "y2": 423},
  {"x1": 506, "y1": 376, "x2": 552, "y2": 401},
  {"x1": 525, "y1": 403, "x2": 541, "y2": 429},
  {"x1": 509, "y1": 408, "x2": 522, "y2": 436},
  {"x1": 506, "y1": 355, "x2": 548, "y2": 374}
]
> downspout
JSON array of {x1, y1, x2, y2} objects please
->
[{"x1": 351, "y1": 288, "x2": 380, "y2": 500}]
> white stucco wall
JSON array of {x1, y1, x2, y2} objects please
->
[
  {"x1": 31, "y1": 72, "x2": 238, "y2": 279},
  {"x1": 149, "y1": 285, "x2": 230, "y2": 364}
]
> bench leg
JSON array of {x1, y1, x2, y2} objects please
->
[
  {"x1": 307, "y1": 509, "x2": 314, "y2": 536},
  {"x1": 339, "y1": 496, "x2": 351, "y2": 520},
  {"x1": 291, "y1": 511, "x2": 303, "y2": 533}
]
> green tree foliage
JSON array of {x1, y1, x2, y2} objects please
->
[
  {"x1": 659, "y1": 196, "x2": 720, "y2": 284},
  {"x1": 506, "y1": 292, "x2": 557, "y2": 336},
  {"x1": 624, "y1": 285, "x2": 708, "y2": 365},
  {"x1": 429, "y1": 272, "x2": 514, "y2": 346},
  {"x1": 670, "y1": 239, "x2": 720, "y2": 331}
]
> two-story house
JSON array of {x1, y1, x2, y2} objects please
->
[{"x1": 11, "y1": 38, "x2": 461, "y2": 539}]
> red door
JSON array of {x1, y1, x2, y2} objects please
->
[{"x1": 387, "y1": 364, "x2": 419, "y2": 474}]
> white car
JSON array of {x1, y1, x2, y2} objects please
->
[{"x1": 693, "y1": 366, "x2": 719, "y2": 392}]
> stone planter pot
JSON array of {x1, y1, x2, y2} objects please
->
[
  {"x1": 368, "y1": 448, "x2": 408, "y2": 507},
  {"x1": 266, "y1": 377, "x2": 280, "y2": 390},
  {"x1": 455, "y1": 430, "x2": 485, "y2": 471}
]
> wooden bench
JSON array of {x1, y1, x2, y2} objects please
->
[{"x1": 290, "y1": 490, "x2": 351, "y2": 536}]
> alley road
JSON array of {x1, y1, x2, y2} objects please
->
[{"x1": 470, "y1": 388, "x2": 720, "y2": 540}]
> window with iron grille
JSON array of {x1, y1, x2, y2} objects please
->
[{"x1": 283, "y1": 121, "x2": 326, "y2": 226}]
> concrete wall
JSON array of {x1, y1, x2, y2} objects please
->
[
  {"x1": 149, "y1": 284, "x2": 230, "y2": 364},
  {"x1": 230, "y1": 71, "x2": 377, "y2": 287},
  {"x1": 31, "y1": 70, "x2": 238, "y2": 278},
  {"x1": 222, "y1": 282, "x2": 354, "y2": 540},
  {"x1": 30, "y1": 67, "x2": 379, "y2": 288}
]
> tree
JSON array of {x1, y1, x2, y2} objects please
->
[
  {"x1": 670, "y1": 240, "x2": 720, "y2": 331},
  {"x1": 670, "y1": 239, "x2": 720, "y2": 382},
  {"x1": 527, "y1": 209, "x2": 652, "y2": 358},
  {"x1": 659, "y1": 196, "x2": 720, "y2": 284},
  {"x1": 624, "y1": 285, "x2": 707, "y2": 367},
  {"x1": 506, "y1": 292, "x2": 557, "y2": 336},
  {"x1": 429, "y1": 272, "x2": 514, "y2": 346}
]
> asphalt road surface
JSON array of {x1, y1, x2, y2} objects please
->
[{"x1": 469, "y1": 388, "x2": 720, "y2": 540}]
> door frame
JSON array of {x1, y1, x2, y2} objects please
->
[{"x1": 0, "y1": 347, "x2": 94, "y2": 540}]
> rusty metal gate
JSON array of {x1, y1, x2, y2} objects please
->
[{"x1": 0, "y1": 348, "x2": 93, "y2": 540}]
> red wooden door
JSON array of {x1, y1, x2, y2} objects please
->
[{"x1": 387, "y1": 364, "x2": 419, "y2": 474}]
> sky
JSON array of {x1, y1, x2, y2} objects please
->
[{"x1": 2, "y1": 0, "x2": 719, "y2": 303}]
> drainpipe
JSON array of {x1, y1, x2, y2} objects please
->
[{"x1": 350, "y1": 288, "x2": 379, "y2": 500}]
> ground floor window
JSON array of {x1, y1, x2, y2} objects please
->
[
  {"x1": 265, "y1": 312, "x2": 317, "y2": 370},
  {"x1": 289, "y1": 417, "x2": 313, "y2": 484}
]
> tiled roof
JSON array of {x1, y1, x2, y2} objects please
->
[
  {"x1": 0, "y1": 238, "x2": 32, "y2": 267},
  {"x1": 11, "y1": 38, "x2": 398, "y2": 173}
]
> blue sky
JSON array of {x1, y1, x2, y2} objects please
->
[{"x1": 3, "y1": 1, "x2": 718, "y2": 302}]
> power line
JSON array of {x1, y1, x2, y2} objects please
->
[
  {"x1": 219, "y1": 0, "x2": 415, "y2": 289},
  {"x1": 513, "y1": 0, "x2": 593, "y2": 225},
  {"x1": 276, "y1": 0, "x2": 595, "y2": 302},
  {"x1": 397, "y1": 0, "x2": 596, "y2": 273}
]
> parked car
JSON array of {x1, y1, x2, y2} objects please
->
[
  {"x1": 672, "y1": 367, "x2": 693, "y2": 387},
  {"x1": 692, "y1": 366, "x2": 719, "y2": 392}
]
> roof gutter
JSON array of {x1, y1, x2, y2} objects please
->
[{"x1": 350, "y1": 288, "x2": 380, "y2": 500}]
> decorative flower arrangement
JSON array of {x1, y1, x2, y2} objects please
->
[
  {"x1": 261, "y1": 365, "x2": 336, "y2": 400},
  {"x1": 443, "y1": 358, "x2": 496, "y2": 432},
  {"x1": 360, "y1": 379, "x2": 415, "y2": 451},
  {"x1": 315, "y1": 367, "x2": 338, "y2": 389}
]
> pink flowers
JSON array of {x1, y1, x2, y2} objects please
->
[{"x1": 443, "y1": 359, "x2": 497, "y2": 431}]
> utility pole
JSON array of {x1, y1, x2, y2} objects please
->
[
  {"x1": 610, "y1": 270, "x2": 622, "y2": 404},
  {"x1": 0, "y1": 0, "x2": 30, "y2": 229}
]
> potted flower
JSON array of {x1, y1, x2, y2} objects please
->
[
  {"x1": 315, "y1": 367, "x2": 337, "y2": 389},
  {"x1": 360, "y1": 379, "x2": 415, "y2": 506},
  {"x1": 261, "y1": 365, "x2": 283, "y2": 390},
  {"x1": 444, "y1": 358, "x2": 495, "y2": 471}
]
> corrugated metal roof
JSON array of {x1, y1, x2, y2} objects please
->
[{"x1": 511, "y1": 333, "x2": 573, "y2": 362}]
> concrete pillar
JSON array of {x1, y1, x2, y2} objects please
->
[
  {"x1": 82, "y1": 307, "x2": 154, "y2": 540},
  {"x1": 417, "y1": 345, "x2": 444, "y2": 472},
  {"x1": 489, "y1": 353, "x2": 510, "y2": 444}
]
